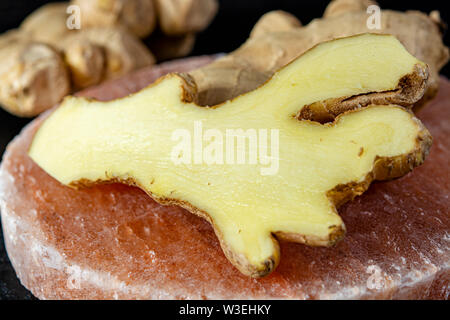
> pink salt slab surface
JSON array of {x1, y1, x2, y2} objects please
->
[{"x1": 0, "y1": 56, "x2": 448, "y2": 299}]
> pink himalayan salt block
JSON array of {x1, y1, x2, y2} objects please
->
[{"x1": 0, "y1": 56, "x2": 448, "y2": 299}]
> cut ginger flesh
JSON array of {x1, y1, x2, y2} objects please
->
[{"x1": 29, "y1": 34, "x2": 431, "y2": 277}]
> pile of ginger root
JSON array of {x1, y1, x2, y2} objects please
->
[
  {"x1": 1, "y1": 0, "x2": 449, "y2": 118},
  {"x1": 0, "y1": 0, "x2": 218, "y2": 117}
]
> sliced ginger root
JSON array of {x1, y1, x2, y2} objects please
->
[
  {"x1": 190, "y1": 0, "x2": 448, "y2": 107},
  {"x1": 29, "y1": 34, "x2": 432, "y2": 277}
]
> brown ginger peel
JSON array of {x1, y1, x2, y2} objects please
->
[
  {"x1": 30, "y1": 34, "x2": 431, "y2": 277},
  {"x1": 0, "y1": 2, "x2": 156, "y2": 116}
]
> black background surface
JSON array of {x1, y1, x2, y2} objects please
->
[{"x1": 0, "y1": 0, "x2": 448, "y2": 300}]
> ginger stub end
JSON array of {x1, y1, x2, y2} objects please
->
[{"x1": 29, "y1": 34, "x2": 431, "y2": 277}]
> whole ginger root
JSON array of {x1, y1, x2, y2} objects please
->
[
  {"x1": 0, "y1": 0, "x2": 218, "y2": 117},
  {"x1": 0, "y1": 31, "x2": 70, "y2": 117},
  {"x1": 190, "y1": 0, "x2": 449, "y2": 108},
  {"x1": 20, "y1": 3, "x2": 155, "y2": 88}
]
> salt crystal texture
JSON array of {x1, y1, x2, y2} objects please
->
[{"x1": 0, "y1": 57, "x2": 448, "y2": 299}]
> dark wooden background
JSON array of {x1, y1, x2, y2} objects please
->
[{"x1": 0, "y1": 0, "x2": 448, "y2": 299}]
